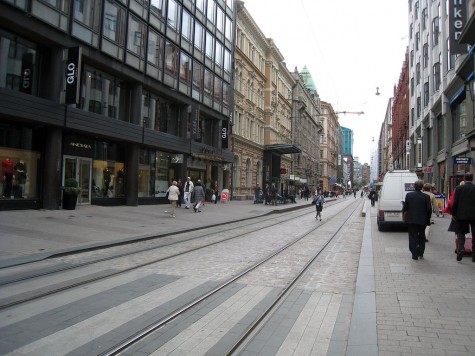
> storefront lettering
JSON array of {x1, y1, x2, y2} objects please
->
[
  {"x1": 22, "y1": 68, "x2": 31, "y2": 90},
  {"x1": 221, "y1": 127, "x2": 227, "y2": 139},
  {"x1": 69, "y1": 142, "x2": 92, "y2": 150},
  {"x1": 66, "y1": 63, "x2": 76, "y2": 85}
]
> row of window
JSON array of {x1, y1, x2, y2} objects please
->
[{"x1": 5, "y1": 0, "x2": 234, "y2": 115}]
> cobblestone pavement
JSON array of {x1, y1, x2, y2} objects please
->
[{"x1": 371, "y1": 209, "x2": 475, "y2": 356}]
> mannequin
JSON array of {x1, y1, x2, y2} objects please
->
[
  {"x1": 14, "y1": 160, "x2": 27, "y2": 198},
  {"x1": 103, "y1": 167, "x2": 112, "y2": 197},
  {"x1": 2, "y1": 158, "x2": 14, "y2": 198}
]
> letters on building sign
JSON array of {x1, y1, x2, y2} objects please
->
[
  {"x1": 449, "y1": 0, "x2": 466, "y2": 54},
  {"x1": 65, "y1": 47, "x2": 82, "y2": 105},
  {"x1": 69, "y1": 142, "x2": 92, "y2": 150}
]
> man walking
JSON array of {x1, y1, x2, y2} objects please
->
[
  {"x1": 183, "y1": 177, "x2": 194, "y2": 209},
  {"x1": 452, "y1": 172, "x2": 475, "y2": 261},
  {"x1": 402, "y1": 179, "x2": 432, "y2": 260}
]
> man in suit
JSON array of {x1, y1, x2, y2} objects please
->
[
  {"x1": 452, "y1": 172, "x2": 475, "y2": 261},
  {"x1": 402, "y1": 179, "x2": 432, "y2": 260}
]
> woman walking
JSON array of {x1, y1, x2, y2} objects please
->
[
  {"x1": 166, "y1": 180, "x2": 180, "y2": 218},
  {"x1": 314, "y1": 190, "x2": 325, "y2": 221}
]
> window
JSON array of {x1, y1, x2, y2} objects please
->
[
  {"x1": 423, "y1": 81, "x2": 429, "y2": 107},
  {"x1": 224, "y1": 49, "x2": 231, "y2": 74},
  {"x1": 196, "y1": 0, "x2": 205, "y2": 13},
  {"x1": 81, "y1": 67, "x2": 122, "y2": 120},
  {"x1": 223, "y1": 82, "x2": 230, "y2": 109},
  {"x1": 432, "y1": 16, "x2": 439, "y2": 46},
  {"x1": 150, "y1": 0, "x2": 165, "y2": 18},
  {"x1": 452, "y1": 100, "x2": 467, "y2": 142},
  {"x1": 127, "y1": 15, "x2": 146, "y2": 57},
  {"x1": 225, "y1": 15, "x2": 232, "y2": 41},
  {"x1": 416, "y1": 63, "x2": 421, "y2": 85},
  {"x1": 205, "y1": 31, "x2": 214, "y2": 60},
  {"x1": 411, "y1": 108, "x2": 415, "y2": 126},
  {"x1": 216, "y1": 5, "x2": 224, "y2": 34},
  {"x1": 41, "y1": 0, "x2": 69, "y2": 12},
  {"x1": 164, "y1": 40, "x2": 179, "y2": 76},
  {"x1": 214, "y1": 76, "x2": 222, "y2": 104},
  {"x1": 103, "y1": 0, "x2": 125, "y2": 44},
  {"x1": 147, "y1": 29, "x2": 163, "y2": 67},
  {"x1": 182, "y1": 10, "x2": 193, "y2": 41},
  {"x1": 426, "y1": 127, "x2": 432, "y2": 157},
  {"x1": 415, "y1": 1, "x2": 419, "y2": 19},
  {"x1": 142, "y1": 91, "x2": 161, "y2": 130},
  {"x1": 215, "y1": 41, "x2": 223, "y2": 69},
  {"x1": 204, "y1": 69, "x2": 213, "y2": 97},
  {"x1": 179, "y1": 51, "x2": 191, "y2": 86},
  {"x1": 74, "y1": 0, "x2": 100, "y2": 30},
  {"x1": 245, "y1": 158, "x2": 252, "y2": 187},
  {"x1": 423, "y1": 43, "x2": 429, "y2": 68},
  {"x1": 192, "y1": 60, "x2": 203, "y2": 100},
  {"x1": 410, "y1": 77, "x2": 414, "y2": 96},
  {"x1": 0, "y1": 33, "x2": 37, "y2": 95},
  {"x1": 433, "y1": 61, "x2": 441, "y2": 91},
  {"x1": 446, "y1": 38, "x2": 455, "y2": 70},
  {"x1": 207, "y1": 0, "x2": 215, "y2": 24},
  {"x1": 422, "y1": 7, "x2": 427, "y2": 30},
  {"x1": 167, "y1": 0, "x2": 180, "y2": 30},
  {"x1": 415, "y1": 31, "x2": 420, "y2": 51},
  {"x1": 194, "y1": 22, "x2": 204, "y2": 51},
  {"x1": 417, "y1": 96, "x2": 421, "y2": 118}
]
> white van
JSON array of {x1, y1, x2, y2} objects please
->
[{"x1": 377, "y1": 168, "x2": 418, "y2": 231}]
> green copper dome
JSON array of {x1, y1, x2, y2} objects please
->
[{"x1": 300, "y1": 65, "x2": 317, "y2": 95}]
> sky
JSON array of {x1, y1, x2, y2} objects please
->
[{"x1": 242, "y1": 0, "x2": 409, "y2": 164}]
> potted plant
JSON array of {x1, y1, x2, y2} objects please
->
[{"x1": 62, "y1": 178, "x2": 81, "y2": 210}]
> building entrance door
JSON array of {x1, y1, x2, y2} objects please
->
[{"x1": 63, "y1": 156, "x2": 92, "y2": 204}]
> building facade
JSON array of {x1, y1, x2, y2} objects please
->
[
  {"x1": 0, "y1": 0, "x2": 236, "y2": 210},
  {"x1": 408, "y1": 0, "x2": 475, "y2": 195},
  {"x1": 320, "y1": 101, "x2": 341, "y2": 192}
]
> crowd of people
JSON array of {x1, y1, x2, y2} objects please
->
[
  {"x1": 165, "y1": 177, "x2": 219, "y2": 218},
  {"x1": 403, "y1": 172, "x2": 475, "y2": 262}
]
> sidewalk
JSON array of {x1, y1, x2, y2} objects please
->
[{"x1": 0, "y1": 198, "x2": 314, "y2": 268}]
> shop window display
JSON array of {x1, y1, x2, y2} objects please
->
[
  {"x1": 139, "y1": 150, "x2": 169, "y2": 198},
  {"x1": 92, "y1": 161, "x2": 125, "y2": 198}
]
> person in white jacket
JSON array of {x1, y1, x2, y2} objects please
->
[{"x1": 183, "y1": 176, "x2": 194, "y2": 209}]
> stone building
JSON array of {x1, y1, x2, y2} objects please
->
[{"x1": 320, "y1": 101, "x2": 341, "y2": 191}]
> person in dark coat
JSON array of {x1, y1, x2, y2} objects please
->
[
  {"x1": 452, "y1": 172, "x2": 475, "y2": 261},
  {"x1": 402, "y1": 179, "x2": 432, "y2": 260},
  {"x1": 443, "y1": 181, "x2": 469, "y2": 258}
]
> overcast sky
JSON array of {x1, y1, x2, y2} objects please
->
[{"x1": 242, "y1": 0, "x2": 409, "y2": 164}]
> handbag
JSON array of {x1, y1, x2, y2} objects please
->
[{"x1": 211, "y1": 193, "x2": 216, "y2": 201}]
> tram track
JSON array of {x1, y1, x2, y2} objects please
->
[
  {"x1": 0, "y1": 199, "x2": 350, "y2": 310},
  {"x1": 99, "y1": 199, "x2": 363, "y2": 356}
]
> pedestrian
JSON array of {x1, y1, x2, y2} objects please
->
[
  {"x1": 166, "y1": 180, "x2": 180, "y2": 218},
  {"x1": 193, "y1": 179, "x2": 206, "y2": 212},
  {"x1": 402, "y1": 179, "x2": 432, "y2": 260},
  {"x1": 183, "y1": 177, "x2": 194, "y2": 209},
  {"x1": 213, "y1": 180, "x2": 219, "y2": 204},
  {"x1": 270, "y1": 183, "x2": 278, "y2": 205},
  {"x1": 254, "y1": 183, "x2": 261, "y2": 204},
  {"x1": 369, "y1": 189, "x2": 376, "y2": 206},
  {"x1": 177, "y1": 178, "x2": 183, "y2": 207},
  {"x1": 314, "y1": 190, "x2": 325, "y2": 221},
  {"x1": 443, "y1": 181, "x2": 468, "y2": 261},
  {"x1": 451, "y1": 172, "x2": 475, "y2": 262},
  {"x1": 422, "y1": 183, "x2": 440, "y2": 242}
]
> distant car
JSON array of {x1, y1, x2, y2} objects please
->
[{"x1": 377, "y1": 168, "x2": 418, "y2": 231}]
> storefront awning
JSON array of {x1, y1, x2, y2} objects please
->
[{"x1": 264, "y1": 144, "x2": 301, "y2": 155}]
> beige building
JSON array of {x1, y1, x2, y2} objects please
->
[
  {"x1": 320, "y1": 101, "x2": 341, "y2": 191},
  {"x1": 232, "y1": 1, "x2": 297, "y2": 199}
]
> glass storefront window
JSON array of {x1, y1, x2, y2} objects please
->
[
  {"x1": 0, "y1": 31, "x2": 37, "y2": 95},
  {"x1": 139, "y1": 150, "x2": 169, "y2": 197},
  {"x1": 92, "y1": 141, "x2": 125, "y2": 199},
  {"x1": 0, "y1": 124, "x2": 41, "y2": 200},
  {"x1": 92, "y1": 160, "x2": 125, "y2": 198}
]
